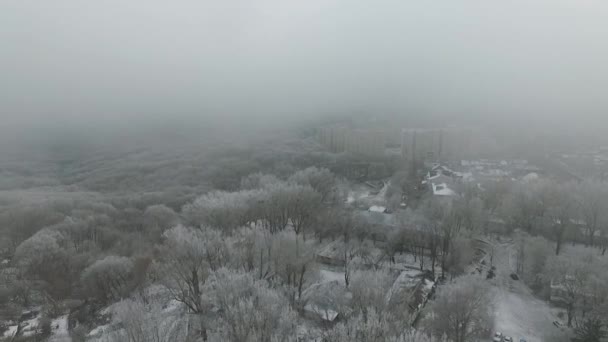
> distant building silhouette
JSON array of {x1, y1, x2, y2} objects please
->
[
  {"x1": 401, "y1": 127, "x2": 482, "y2": 164},
  {"x1": 318, "y1": 126, "x2": 385, "y2": 156}
]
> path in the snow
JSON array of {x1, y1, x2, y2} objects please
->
[{"x1": 490, "y1": 241, "x2": 564, "y2": 342}]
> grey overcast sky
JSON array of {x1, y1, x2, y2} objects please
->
[{"x1": 1, "y1": 0, "x2": 608, "y2": 130}]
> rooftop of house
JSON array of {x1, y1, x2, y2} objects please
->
[
  {"x1": 358, "y1": 210, "x2": 398, "y2": 227},
  {"x1": 369, "y1": 205, "x2": 388, "y2": 213},
  {"x1": 432, "y1": 182, "x2": 456, "y2": 196},
  {"x1": 301, "y1": 281, "x2": 347, "y2": 322}
]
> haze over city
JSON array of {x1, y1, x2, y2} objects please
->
[{"x1": 1, "y1": 1, "x2": 608, "y2": 342}]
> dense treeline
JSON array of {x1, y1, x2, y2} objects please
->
[
  {"x1": 2, "y1": 131, "x2": 608, "y2": 341},
  {"x1": 0, "y1": 132, "x2": 420, "y2": 342}
]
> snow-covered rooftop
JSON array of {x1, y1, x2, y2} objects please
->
[
  {"x1": 369, "y1": 205, "x2": 387, "y2": 213},
  {"x1": 304, "y1": 304, "x2": 339, "y2": 322},
  {"x1": 432, "y1": 182, "x2": 456, "y2": 196},
  {"x1": 522, "y1": 172, "x2": 539, "y2": 182}
]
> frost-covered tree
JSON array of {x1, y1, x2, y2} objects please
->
[
  {"x1": 322, "y1": 308, "x2": 404, "y2": 342},
  {"x1": 81, "y1": 255, "x2": 135, "y2": 301},
  {"x1": 200, "y1": 227, "x2": 231, "y2": 271},
  {"x1": 349, "y1": 269, "x2": 394, "y2": 316},
  {"x1": 573, "y1": 318, "x2": 607, "y2": 342},
  {"x1": 424, "y1": 200, "x2": 464, "y2": 280},
  {"x1": 444, "y1": 238, "x2": 475, "y2": 279},
  {"x1": 157, "y1": 225, "x2": 211, "y2": 314},
  {"x1": 14, "y1": 228, "x2": 73, "y2": 298},
  {"x1": 256, "y1": 184, "x2": 292, "y2": 233},
  {"x1": 513, "y1": 234, "x2": 552, "y2": 291},
  {"x1": 499, "y1": 180, "x2": 550, "y2": 233},
  {"x1": 248, "y1": 182, "x2": 324, "y2": 237},
  {"x1": 576, "y1": 181, "x2": 608, "y2": 247},
  {"x1": 209, "y1": 269, "x2": 297, "y2": 342},
  {"x1": 240, "y1": 173, "x2": 282, "y2": 190},
  {"x1": 111, "y1": 298, "x2": 188, "y2": 342},
  {"x1": 583, "y1": 271, "x2": 608, "y2": 320},
  {"x1": 288, "y1": 167, "x2": 337, "y2": 203},
  {"x1": 428, "y1": 275, "x2": 493, "y2": 342},
  {"x1": 545, "y1": 182, "x2": 578, "y2": 255},
  {"x1": 229, "y1": 226, "x2": 273, "y2": 277},
  {"x1": 545, "y1": 254, "x2": 592, "y2": 327},
  {"x1": 324, "y1": 323, "x2": 447, "y2": 342},
  {"x1": 480, "y1": 180, "x2": 511, "y2": 214},
  {"x1": 143, "y1": 204, "x2": 179, "y2": 237},
  {"x1": 270, "y1": 232, "x2": 318, "y2": 300},
  {"x1": 229, "y1": 227, "x2": 318, "y2": 298},
  {"x1": 286, "y1": 185, "x2": 321, "y2": 247},
  {"x1": 3, "y1": 204, "x2": 64, "y2": 250},
  {"x1": 183, "y1": 190, "x2": 259, "y2": 231}
]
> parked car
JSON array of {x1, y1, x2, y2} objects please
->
[
  {"x1": 504, "y1": 336, "x2": 513, "y2": 342},
  {"x1": 520, "y1": 339, "x2": 527, "y2": 342},
  {"x1": 493, "y1": 332, "x2": 503, "y2": 342},
  {"x1": 510, "y1": 273, "x2": 519, "y2": 280}
]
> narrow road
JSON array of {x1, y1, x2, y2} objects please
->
[{"x1": 490, "y1": 241, "x2": 560, "y2": 342}]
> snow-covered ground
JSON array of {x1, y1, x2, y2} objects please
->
[
  {"x1": 345, "y1": 181, "x2": 388, "y2": 207},
  {"x1": 2, "y1": 309, "x2": 41, "y2": 339},
  {"x1": 318, "y1": 268, "x2": 345, "y2": 285},
  {"x1": 317, "y1": 251, "x2": 432, "y2": 286},
  {"x1": 2, "y1": 311, "x2": 71, "y2": 341},
  {"x1": 494, "y1": 290, "x2": 562, "y2": 342},
  {"x1": 373, "y1": 181, "x2": 388, "y2": 203},
  {"x1": 2, "y1": 325, "x2": 18, "y2": 339},
  {"x1": 389, "y1": 253, "x2": 437, "y2": 273},
  {"x1": 49, "y1": 315, "x2": 71, "y2": 342},
  {"x1": 88, "y1": 324, "x2": 111, "y2": 338},
  {"x1": 491, "y1": 242, "x2": 564, "y2": 342}
]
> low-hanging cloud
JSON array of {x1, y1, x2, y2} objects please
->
[{"x1": 1, "y1": 0, "x2": 608, "y2": 132}]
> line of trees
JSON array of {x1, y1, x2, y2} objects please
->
[
  {"x1": 495, "y1": 179, "x2": 608, "y2": 255},
  {"x1": 6, "y1": 152, "x2": 608, "y2": 342},
  {"x1": 514, "y1": 232, "x2": 608, "y2": 332}
]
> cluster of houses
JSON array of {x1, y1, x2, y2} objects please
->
[
  {"x1": 308, "y1": 158, "x2": 548, "y2": 326},
  {"x1": 555, "y1": 146, "x2": 608, "y2": 181},
  {"x1": 311, "y1": 238, "x2": 436, "y2": 325},
  {"x1": 421, "y1": 164, "x2": 460, "y2": 198},
  {"x1": 558, "y1": 147, "x2": 608, "y2": 167},
  {"x1": 419, "y1": 159, "x2": 543, "y2": 199}
]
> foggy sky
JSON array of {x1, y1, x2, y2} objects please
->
[{"x1": 2, "y1": 0, "x2": 608, "y2": 131}]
